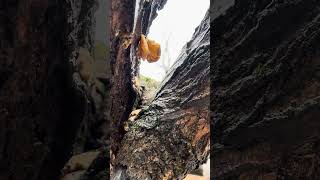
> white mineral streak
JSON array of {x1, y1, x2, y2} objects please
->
[{"x1": 133, "y1": 0, "x2": 141, "y2": 32}]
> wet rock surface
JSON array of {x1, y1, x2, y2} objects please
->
[
  {"x1": 109, "y1": 0, "x2": 168, "y2": 170},
  {"x1": 212, "y1": 0, "x2": 320, "y2": 179},
  {"x1": 115, "y1": 10, "x2": 210, "y2": 180}
]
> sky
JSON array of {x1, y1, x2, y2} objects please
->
[{"x1": 139, "y1": 0, "x2": 210, "y2": 81}]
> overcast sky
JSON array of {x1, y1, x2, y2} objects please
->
[{"x1": 140, "y1": 0, "x2": 210, "y2": 81}]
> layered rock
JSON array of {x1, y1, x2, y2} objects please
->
[
  {"x1": 212, "y1": 0, "x2": 320, "y2": 179},
  {"x1": 114, "y1": 10, "x2": 210, "y2": 180}
]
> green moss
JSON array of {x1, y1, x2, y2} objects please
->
[{"x1": 139, "y1": 75, "x2": 160, "y2": 90}]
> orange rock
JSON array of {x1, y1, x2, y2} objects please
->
[
  {"x1": 138, "y1": 34, "x2": 149, "y2": 60},
  {"x1": 146, "y1": 39, "x2": 161, "y2": 62},
  {"x1": 137, "y1": 34, "x2": 161, "y2": 63}
]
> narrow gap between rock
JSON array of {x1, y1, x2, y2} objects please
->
[
  {"x1": 138, "y1": 0, "x2": 209, "y2": 104},
  {"x1": 136, "y1": 0, "x2": 210, "y2": 179}
]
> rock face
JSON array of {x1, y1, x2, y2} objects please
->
[
  {"x1": 212, "y1": 0, "x2": 320, "y2": 179},
  {"x1": 115, "y1": 10, "x2": 210, "y2": 180},
  {"x1": 73, "y1": 0, "x2": 111, "y2": 155},
  {"x1": 109, "y1": 0, "x2": 167, "y2": 170},
  {"x1": 0, "y1": 0, "x2": 102, "y2": 179},
  {"x1": 109, "y1": 0, "x2": 137, "y2": 170}
]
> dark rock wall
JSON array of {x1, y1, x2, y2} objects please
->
[
  {"x1": 73, "y1": 0, "x2": 111, "y2": 155},
  {"x1": 109, "y1": 0, "x2": 137, "y2": 169},
  {"x1": 0, "y1": 0, "x2": 97, "y2": 179},
  {"x1": 109, "y1": 0, "x2": 167, "y2": 169},
  {"x1": 212, "y1": 0, "x2": 320, "y2": 179}
]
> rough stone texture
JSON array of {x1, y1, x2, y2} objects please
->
[
  {"x1": 0, "y1": 0, "x2": 98, "y2": 179},
  {"x1": 109, "y1": 0, "x2": 167, "y2": 170},
  {"x1": 114, "y1": 11, "x2": 210, "y2": 180},
  {"x1": 109, "y1": 0, "x2": 137, "y2": 169},
  {"x1": 212, "y1": 0, "x2": 320, "y2": 179}
]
